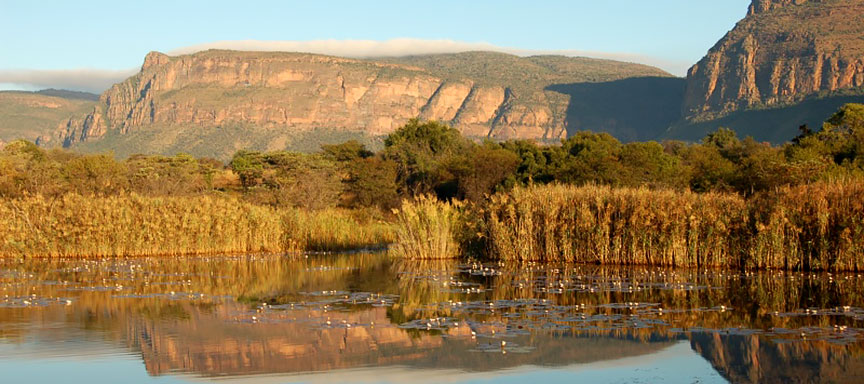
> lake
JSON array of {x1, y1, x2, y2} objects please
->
[{"x1": 2, "y1": 253, "x2": 863, "y2": 383}]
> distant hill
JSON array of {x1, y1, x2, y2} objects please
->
[
  {"x1": 0, "y1": 90, "x2": 97, "y2": 143},
  {"x1": 42, "y1": 50, "x2": 682, "y2": 159},
  {"x1": 35, "y1": 89, "x2": 100, "y2": 101},
  {"x1": 670, "y1": 0, "x2": 864, "y2": 142}
]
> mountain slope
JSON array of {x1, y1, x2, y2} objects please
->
[
  {"x1": 0, "y1": 90, "x2": 97, "y2": 143},
  {"x1": 45, "y1": 50, "x2": 681, "y2": 159},
  {"x1": 671, "y1": 0, "x2": 864, "y2": 142}
]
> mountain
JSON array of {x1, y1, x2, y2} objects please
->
[
  {"x1": 33, "y1": 88, "x2": 100, "y2": 101},
  {"x1": 669, "y1": 0, "x2": 864, "y2": 142},
  {"x1": 43, "y1": 50, "x2": 682, "y2": 159},
  {"x1": 0, "y1": 90, "x2": 97, "y2": 143}
]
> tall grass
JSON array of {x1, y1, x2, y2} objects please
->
[
  {"x1": 482, "y1": 181, "x2": 864, "y2": 271},
  {"x1": 748, "y1": 180, "x2": 864, "y2": 271},
  {"x1": 389, "y1": 195, "x2": 463, "y2": 259},
  {"x1": 283, "y1": 208, "x2": 395, "y2": 252},
  {"x1": 0, "y1": 194, "x2": 395, "y2": 258},
  {"x1": 484, "y1": 184, "x2": 747, "y2": 267}
]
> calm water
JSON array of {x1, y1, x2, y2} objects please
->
[{"x1": 2, "y1": 254, "x2": 864, "y2": 383}]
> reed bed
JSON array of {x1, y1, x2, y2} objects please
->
[
  {"x1": 283, "y1": 208, "x2": 395, "y2": 252},
  {"x1": 0, "y1": 194, "x2": 395, "y2": 258},
  {"x1": 748, "y1": 180, "x2": 864, "y2": 271},
  {"x1": 483, "y1": 181, "x2": 864, "y2": 271},
  {"x1": 389, "y1": 195, "x2": 464, "y2": 259},
  {"x1": 484, "y1": 184, "x2": 748, "y2": 268}
]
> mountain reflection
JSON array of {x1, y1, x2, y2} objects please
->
[{"x1": 2, "y1": 254, "x2": 864, "y2": 382}]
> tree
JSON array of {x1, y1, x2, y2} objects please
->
[
  {"x1": 0, "y1": 140, "x2": 65, "y2": 198},
  {"x1": 446, "y1": 143, "x2": 519, "y2": 202},
  {"x1": 680, "y1": 144, "x2": 736, "y2": 192},
  {"x1": 820, "y1": 103, "x2": 864, "y2": 166},
  {"x1": 345, "y1": 157, "x2": 401, "y2": 210},
  {"x1": 62, "y1": 154, "x2": 127, "y2": 196},
  {"x1": 229, "y1": 150, "x2": 265, "y2": 189},
  {"x1": 547, "y1": 132, "x2": 624, "y2": 185},
  {"x1": 499, "y1": 140, "x2": 548, "y2": 186},
  {"x1": 703, "y1": 127, "x2": 744, "y2": 162},
  {"x1": 619, "y1": 141, "x2": 687, "y2": 188},
  {"x1": 383, "y1": 119, "x2": 471, "y2": 196},
  {"x1": 322, "y1": 140, "x2": 374, "y2": 162}
]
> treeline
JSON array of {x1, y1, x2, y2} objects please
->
[{"x1": 4, "y1": 104, "x2": 864, "y2": 207}]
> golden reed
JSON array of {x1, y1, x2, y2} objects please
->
[
  {"x1": 483, "y1": 181, "x2": 864, "y2": 271},
  {"x1": 389, "y1": 195, "x2": 463, "y2": 260},
  {"x1": 0, "y1": 194, "x2": 394, "y2": 258}
]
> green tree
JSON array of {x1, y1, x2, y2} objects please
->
[
  {"x1": 229, "y1": 150, "x2": 265, "y2": 189},
  {"x1": 0, "y1": 140, "x2": 65, "y2": 198},
  {"x1": 680, "y1": 144, "x2": 736, "y2": 192},
  {"x1": 383, "y1": 119, "x2": 471, "y2": 196},
  {"x1": 345, "y1": 157, "x2": 401, "y2": 210},
  {"x1": 499, "y1": 139, "x2": 548, "y2": 186},
  {"x1": 322, "y1": 140, "x2": 374, "y2": 162},
  {"x1": 619, "y1": 141, "x2": 687, "y2": 188},
  {"x1": 446, "y1": 143, "x2": 520, "y2": 202},
  {"x1": 62, "y1": 154, "x2": 127, "y2": 196},
  {"x1": 547, "y1": 132, "x2": 624, "y2": 185},
  {"x1": 703, "y1": 127, "x2": 744, "y2": 162}
]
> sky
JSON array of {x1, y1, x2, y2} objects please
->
[{"x1": 0, "y1": 0, "x2": 751, "y2": 92}]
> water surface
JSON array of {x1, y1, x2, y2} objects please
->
[{"x1": 2, "y1": 254, "x2": 864, "y2": 383}]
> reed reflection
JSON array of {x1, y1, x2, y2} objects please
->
[{"x1": 1, "y1": 255, "x2": 864, "y2": 382}]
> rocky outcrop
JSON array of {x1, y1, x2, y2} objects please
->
[
  {"x1": 683, "y1": 0, "x2": 864, "y2": 122},
  {"x1": 45, "y1": 50, "x2": 672, "y2": 154},
  {"x1": 748, "y1": 0, "x2": 815, "y2": 15}
]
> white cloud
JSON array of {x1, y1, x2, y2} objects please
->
[
  {"x1": 173, "y1": 39, "x2": 690, "y2": 76},
  {"x1": 0, "y1": 39, "x2": 690, "y2": 94},
  {"x1": 170, "y1": 39, "x2": 502, "y2": 59},
  {"x1": 0, "y1": 68, "x2": 136, "y2": 94}
]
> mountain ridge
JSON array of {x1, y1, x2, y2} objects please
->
[
  {"x1": 683, "y1": 0, "x2": 864, "y2": 125},
  {"x1": 42, "y1": 49, "x2": 680, "y2": 158}
]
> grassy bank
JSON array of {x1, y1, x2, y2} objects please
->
[
  {"x1": 479, "y1": 181, "x2": 864, "y2": 271},
  {"x1": 0, "y1": 194, "x2": 394, "y2": 258}
]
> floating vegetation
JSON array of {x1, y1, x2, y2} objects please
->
[{"x1": 0, "y1": 295, "x2": 73, "y2": 308}]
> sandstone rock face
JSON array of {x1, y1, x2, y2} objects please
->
[
  {"x1": 684, "y1": 0, "x2": 864, "y2": 122},
  {"x1": 48, "y1": 50, "x2": 672, "y2": 153},
  {"x1": 748, "y1": 0, "x2": 815, "y2": 15}
]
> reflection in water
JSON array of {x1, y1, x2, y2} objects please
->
[{"x1": 1, "y1": 254, "x2": 864, "y2": 383}]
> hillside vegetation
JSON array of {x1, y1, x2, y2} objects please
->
[{"x1": 0, "y1": 91, "x2": 96, "y2": 142}]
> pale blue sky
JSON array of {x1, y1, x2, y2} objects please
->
[{"x1": 0, "y1": 0, "x2": 751, "y2": 91}]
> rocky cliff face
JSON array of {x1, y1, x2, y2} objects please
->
[
  {"x1": 46, "y1": 50, "x2": 673, "y2": 156},
  {"x1": 684, "y1": 0, "x2": 864, "y2": 123},
  {"x1": 748, "y1": 0, "x2": 815, "y2": 15}
]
